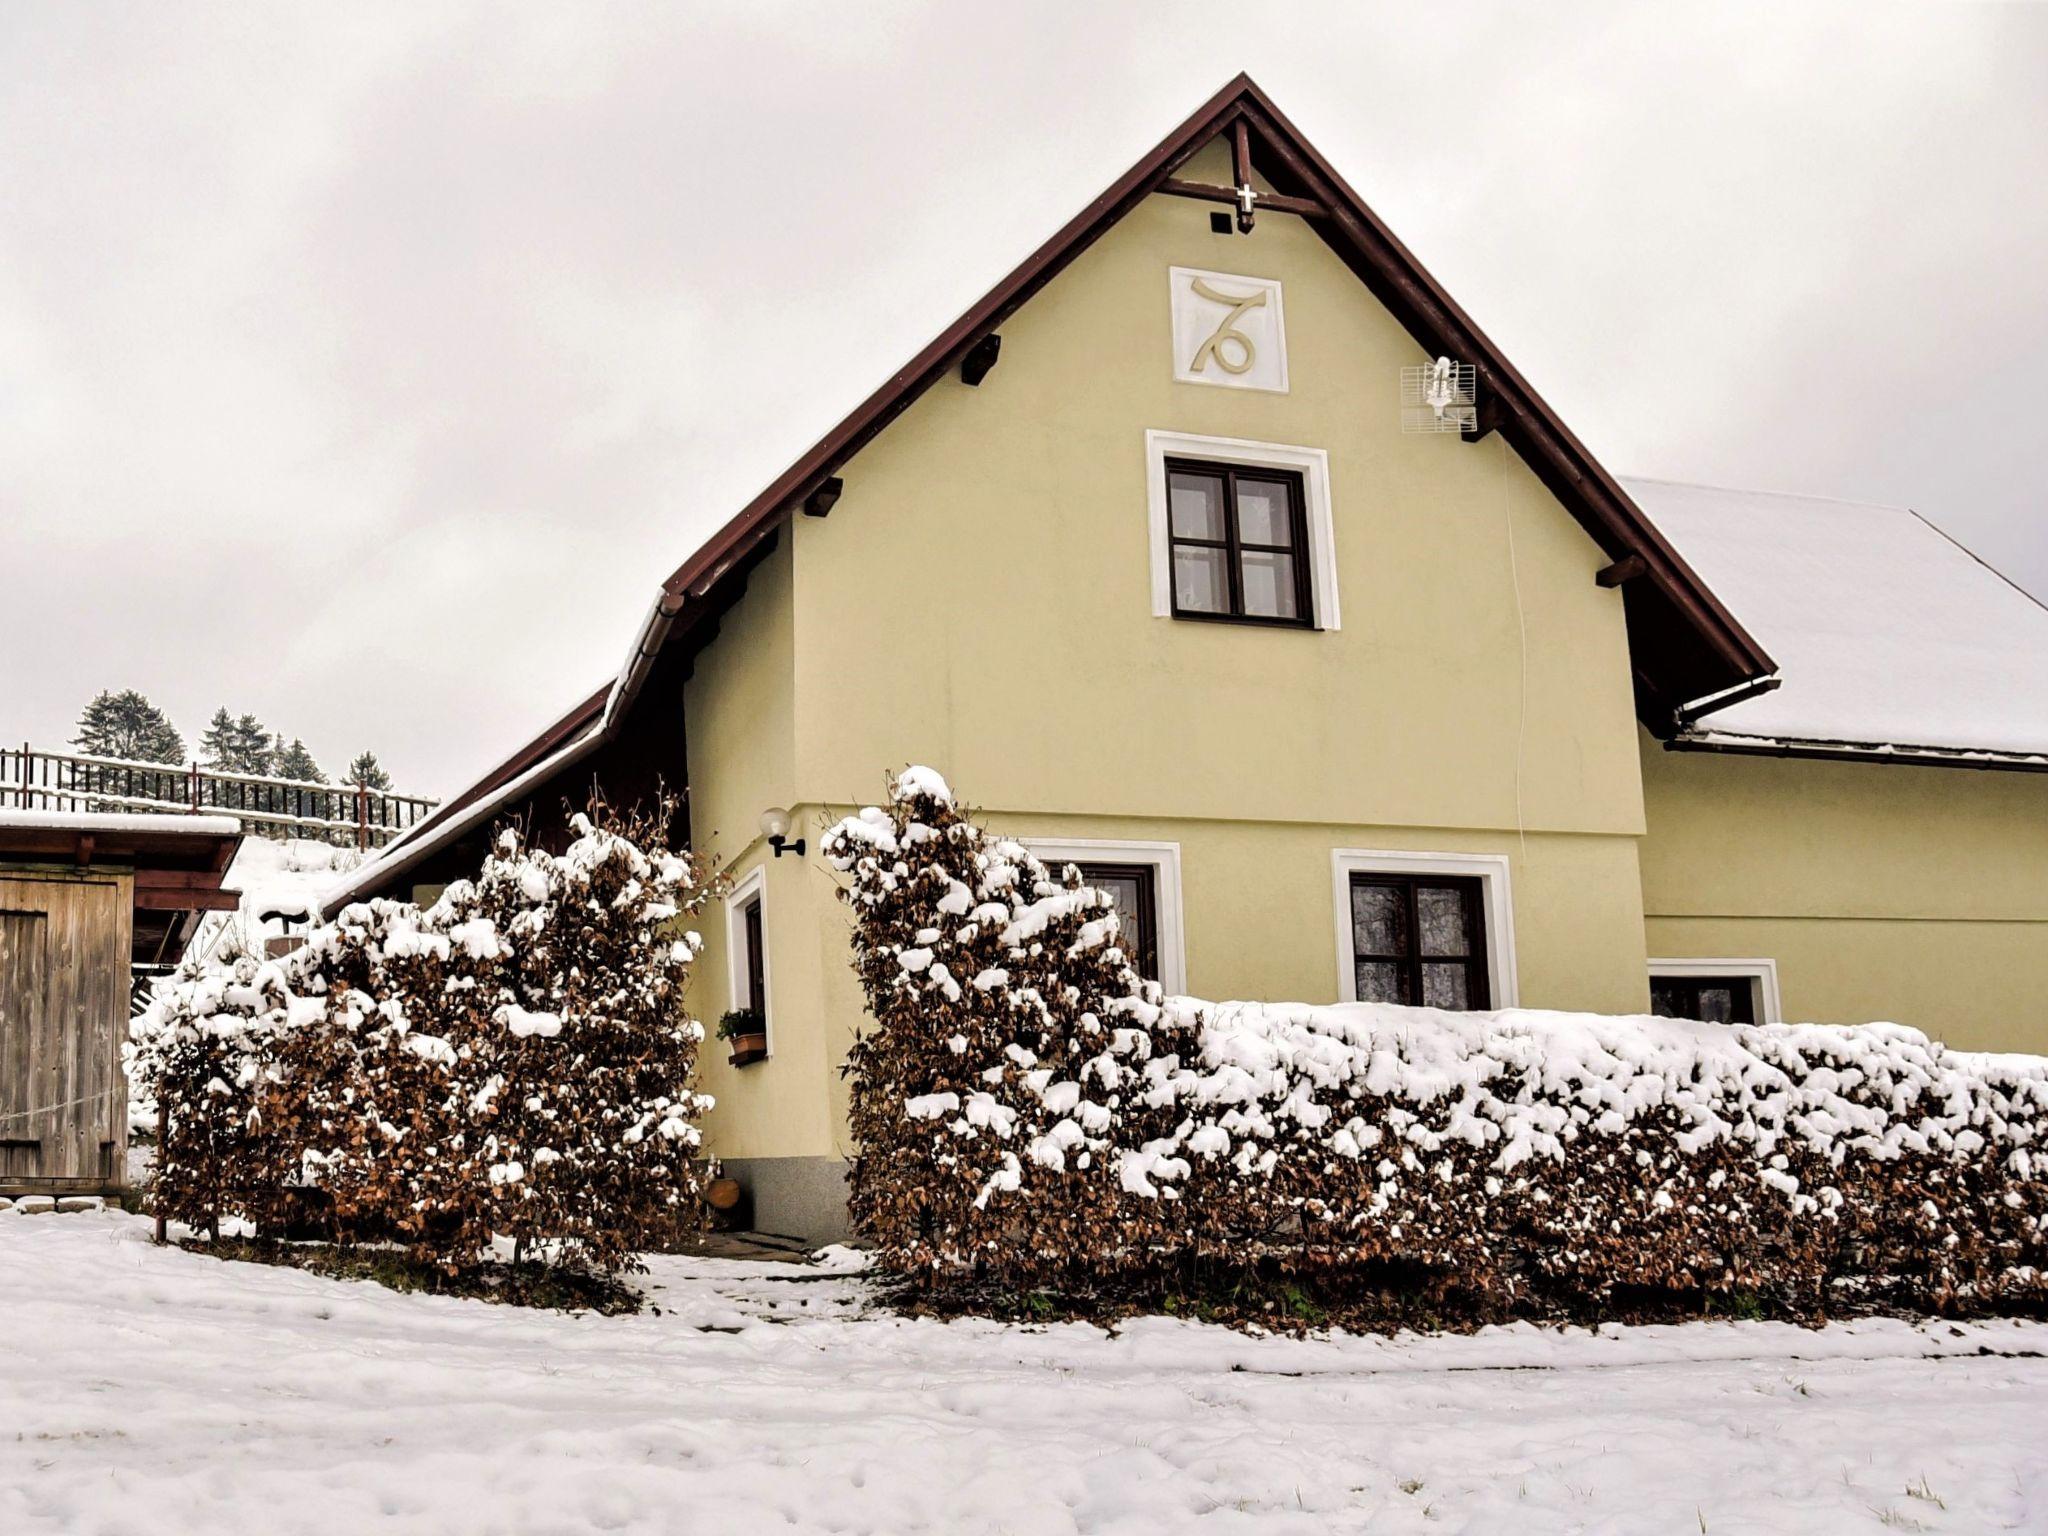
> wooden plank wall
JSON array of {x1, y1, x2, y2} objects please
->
[{"x1": 0, "y1": 872, "x2": 131, "y2": 1193}]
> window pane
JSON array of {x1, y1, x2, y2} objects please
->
[
  {"x1": 1093, "y1": 875, "x2": 1143, "y2": 950},
  {"x1": 1236, "y1": 477, "x2": 1294, "y2": 545},
  {"x1": 1422, "y1": 963, "x2": 1470, "y2": 1010},
  {"x1": 1173, "y1": 545, "x2": 1230, "y2": 613},
  {"x1": 1355, "y1": 961, "x2": 1405, "y2": 1004},
  {"x1": 1694, "y1": 986, "x2": 1738, "y2": 1024},
  {"x1": 1350, "y1": 882, "x2": 1406, "y2": 957},
  {"x1": 1417, "y1": 885, "x2": 1470, "y2": 957},
  {"x1": 1239, "y1": 550, "x2": 1299, "y2": 619},
  {"x1": 1169, "y1": 471, "x2": 1226, "y2": 541},
  {"x1": 1077, "y1": 864, "x2": 1156, "y2": 982}
]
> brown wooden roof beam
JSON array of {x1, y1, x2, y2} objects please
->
[
  {"x1": 802, "y1": 477, "x2": 843, "y2": 518},
  {"x1": 1597, "y1": 554, "x2": 1648, "y2": 588},
  {"x1": 1157, "y1": 179, "x2": 1328, "y2": 220}
]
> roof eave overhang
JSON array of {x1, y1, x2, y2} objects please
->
[{"x1": 1669, "y1": 730, "x2": 2048, "y2": 775}]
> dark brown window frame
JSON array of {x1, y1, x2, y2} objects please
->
[
  {"x1": 1164, "y1": 457, "x2": 1315, "y2": 628},
  {"x1": 1347, "y1": 871, "x2": 1491, "y2": 1011},
  {"x1": 1650, "y1": 974, "x2": 1758, "y2": 1026},
  {"x1": 1075, "y1": 860, "x2": 1161, "y2": 983},
  {"x1": 741, "y1": 892, "x2": 767, "y2": 1020}
]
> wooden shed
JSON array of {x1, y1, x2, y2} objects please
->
[{"x1": 0, "y1": 811, "x2": 241, "y2": 1197}]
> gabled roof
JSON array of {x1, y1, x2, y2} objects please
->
[
  {"x1": 1629, "y1": 479, "x2": 2048, "y2": 768},
  {"x1": 333, "y1": 74, "x2": 1778, "y2": 905}
]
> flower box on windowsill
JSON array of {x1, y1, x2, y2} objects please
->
[{"x1": 727, "y1": 1033, "x2": 768, "y2": 1068}]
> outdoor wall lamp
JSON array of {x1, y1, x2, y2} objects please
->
[{"x1": 759, "y1": 806, "x2": 805, "y2": 859}]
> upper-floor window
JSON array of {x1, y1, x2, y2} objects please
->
[{"x1": 1166, "y1": 458, "x2": 1313, "y2": 626}]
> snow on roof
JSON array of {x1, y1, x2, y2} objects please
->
[
  {"x1": 0, "y1": 808, "x2": 243, "y2": 837},
  {"x1": 1627, "y1": 479, "x2": 2048, "y2": 758}
]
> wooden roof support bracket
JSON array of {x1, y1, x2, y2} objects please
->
[
  {"x1": 1462, "y1": 389, "x2": 1503, "y2": 444},
  {"x1": 1231, "y1": 119, "x2": 1256, "y2": 232},
  {"x1": 960, "y1": 333, "x2": 1001, "y2": 387},
  {"x1": 1157, "y1": 179, "x2": 1327, "y2": 220},
  {"x1": 802, "y1": 477, "x2": 843, "y2": 519},
  {"x1": 1597, "y1": 554, "x2": 1648, "y2": 588}
]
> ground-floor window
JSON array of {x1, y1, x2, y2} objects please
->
[
  {"x1": 1646, "y1": 960, "x2": 1779, "y2": 1025},
  {"x1": 1020, "y1": 839, "x2": 1186, "y2": 995},
  {"x1": 724, "y1": 866, "x2": 771, "y2": 1049},
  {"x1": 1347, "y1": 872, "x2": 1491, "y2": 1009},
  {"x1": 1331, "y1": 850, "x2": 1518, "y2": 1010},
  {"x1": 1073, "y1": 862, "x2": 1159, "y2": 983}
]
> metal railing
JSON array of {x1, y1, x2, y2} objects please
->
[{"x1": 1, "y1": 744, "x2": 437, "y2": 849}]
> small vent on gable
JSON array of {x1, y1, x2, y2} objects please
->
[{"x1": 1400, "y1": 357, "x2": 1477, "y2": 434}]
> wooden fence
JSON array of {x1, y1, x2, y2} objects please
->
[{"x1": 1, "y1": 745, "x2": 437, "y2": 850}]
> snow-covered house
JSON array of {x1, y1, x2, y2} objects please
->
[{"x1": 328, "y1": 77, "x2": 2048, "y2": 1238}]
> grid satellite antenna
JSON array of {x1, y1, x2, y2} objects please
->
[{"x1": 1400, "y1": 356, "x2": 1478, "y2": 434}]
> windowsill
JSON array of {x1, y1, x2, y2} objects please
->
[{"x1": 1169, "y1": 609, "x2": 1318, "y2": 631}]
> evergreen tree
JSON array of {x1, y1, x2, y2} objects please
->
[
  {"x1": 274, "y1": 738, "x2": 325, "y2": 785},
  {"x1": 346, "y1": 751, "x2": 393, "y2": 792},
  {"x1": 232, "y1": 715, "x2": 274, "y2": 776},
  {"x1": 273, "y1": 738, "x2": 331, "y2": 824},
  {"x1": 198, "y1": 708, "x2": 239, "y2": 770},
  {"x1": 199, "y1": 708, "x2": 277, "y2": 775},
  {"x1": 72, "y1": 689, "x2": 186, "y2": 764}
]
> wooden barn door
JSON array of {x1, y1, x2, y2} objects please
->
[
  {"x1": 0, "y1": 875, "x2": 130, "y2": 1191},
  {"x1": 0, "y1": 906, "x2": 49, "y2": 1184}
]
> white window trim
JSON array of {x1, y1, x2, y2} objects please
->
[
  {"x1": 1144, "y1": 429, "x2": 1340, "y2": 630},
  {"x1": 1330, "y1": 849, "x2": 1519, "y2": 1009},
  {"x1": 1019, "y1": 837, "x2": 1188, "y2": 997},
  {"x1": 724, "y1": 864, "x2": 773, "y2": 1054},
  {"x1": 1647, "y1": 958, "x2": 1783, "y2": 1025}
]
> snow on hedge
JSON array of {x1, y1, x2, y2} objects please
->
[
  {"x1": 825, "y1": 768, "x2": 2048, "y2": 1319},
  {"x1": 130, "y1": 806, "x2": 715, "y2": 1273}
]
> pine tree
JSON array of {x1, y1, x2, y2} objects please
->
[
  {"x1": 72, "y1": 689, "x2": 185, "y2": 764},
  {"x1": 199, "y1": 708, "x2": 278, "y2": 776},
  {"x1": 346, "y1": 751, "x2": 393, "y2": 792},
  {"x1": 198, "y1": 708, "x2": 238, "y2": 770},
  {"x1": 232, "y1": 715, "x2": 274, "y2": 776},
  {"x1": 274, "y1": 738, "x2": 324, "y2": 785},
  {"x1": 273, "y1": 738, "x2": 331, "y2": 824}
]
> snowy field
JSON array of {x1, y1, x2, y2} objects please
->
[{"x1": 4, "y1": 1213, "x2": 2047, "y2": 1535}]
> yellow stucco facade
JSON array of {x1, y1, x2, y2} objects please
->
[
  {"x1": 671, "y1": 171, "x2": 2044, "y2": 1233},
  {"x1": 682, "y1": 178, "x2": 1661, "y2": 1207},
  {"x1": 1639, "y1": 736, "x2": 2048, "y2": 1054}
]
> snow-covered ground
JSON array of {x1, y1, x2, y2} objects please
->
[{"x1": 4, "y1": 1213, "x2": 2046, "y2": 1534}]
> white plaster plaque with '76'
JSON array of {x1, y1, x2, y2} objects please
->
[{"x1": 1168, "y1": 266, "x2": 1288, "y2": 394}]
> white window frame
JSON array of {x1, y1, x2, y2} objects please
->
[
  {"x1": 724, "y1": 864, "x2": 773, "y2": 1054},
  {"x1": 1647, "y1": 958, "x2": 1782, "y2": 1025},
  {"x1": 1144, "y1": 429, "x2": 1341, "y2": 631},
  {"x1": 1330, "y1": 849, "x2": 1518, "y2": 1009},
  {"x1": 1020, "y1": 837, "x2": 1188, "y2": 997}
]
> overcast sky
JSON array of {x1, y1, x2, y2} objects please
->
[{"x1": 4, "y1": 3, "x2": 2044, "y2": 797}]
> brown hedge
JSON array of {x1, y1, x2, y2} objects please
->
[
  {"x1": 129, "y1": 803, "x2": 714, "y2": 1275},
  {"x1": 824, "y1": 769, "x2": 2048, "y2": 1323}
]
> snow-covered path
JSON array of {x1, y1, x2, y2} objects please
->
[{"x1": 4, "y1": 1213, "x2": 2046, "y2": 1534}]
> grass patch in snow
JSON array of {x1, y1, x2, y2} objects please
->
[{"x1": 183, "y1": 1237, "x2": 644, "y2": 1315}]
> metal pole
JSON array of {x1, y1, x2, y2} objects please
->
[{"x1": 153, "y1": 1098, "x2": 168, "y2": 1245}]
